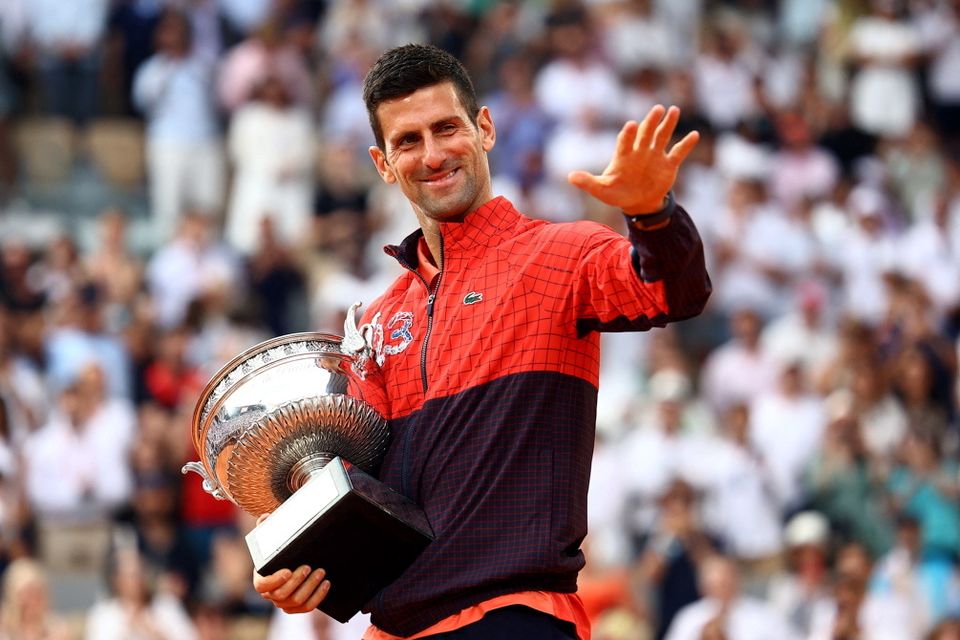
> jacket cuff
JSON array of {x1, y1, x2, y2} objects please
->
[{"x1": 623, "y1": 191, "x2": 676, "y2": 231}]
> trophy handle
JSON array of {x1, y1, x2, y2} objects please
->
[
  {"x1": 341, "y1": 302, "x2": 380, "y2": 358},
  {"x1": 181, "y1": 461, "x2": 228, "y2": 501}
]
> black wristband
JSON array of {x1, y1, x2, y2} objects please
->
[{"x1": 623, "y1": 190, "x2": 676, "y2": 230}]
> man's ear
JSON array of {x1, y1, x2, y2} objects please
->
[
  {"x1": 477, "y1": 106, "x2": 496, "y2": 153},
  {"x1": 368, "y1": 145, "x2": 396, "y2": 184}
]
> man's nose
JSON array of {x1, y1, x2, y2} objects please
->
[{"x1": 422, "y1": 135, "x2": 445, "y2": 169}]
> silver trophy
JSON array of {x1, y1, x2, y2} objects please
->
[{"x1": 183, "y1": 303, "x2": 432, "y2": 622}]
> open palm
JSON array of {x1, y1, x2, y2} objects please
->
[{"x1": 568, "y1": 105, "x2": 699, "y2": 215}]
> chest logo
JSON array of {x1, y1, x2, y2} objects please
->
[{"x1": 463, "y1": 292, "x2": 483, "y2": 305}]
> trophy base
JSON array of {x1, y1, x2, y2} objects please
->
[{"x1": 245, "y1": 457, "x2": 433, "y2": 622}]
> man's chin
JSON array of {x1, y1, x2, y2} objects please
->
[{"x1": 419, "y1": 192, "x2": 474, "y2": 222}]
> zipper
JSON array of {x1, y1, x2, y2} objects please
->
[{"x1": 419, "y1": 237, "x2": 444, "y2": 392}]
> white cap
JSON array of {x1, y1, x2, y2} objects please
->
[
  {"x1": 649, "y1": 369, "x2": 691, "y2": 403},
  {"x1": 784, "y1": 511, "x2": 830, "y2": 547}
]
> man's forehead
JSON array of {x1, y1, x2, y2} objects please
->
[{"x1": 377, "y1": 83, "x2": 468, "y2": 132}]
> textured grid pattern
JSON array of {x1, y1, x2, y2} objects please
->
[{"x1": 352, "y1": 197, "x2": 711, "y2": 636}]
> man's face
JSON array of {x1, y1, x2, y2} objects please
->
[{"x1": 369, "y1": 82, "x2": 495, "y2": 224}]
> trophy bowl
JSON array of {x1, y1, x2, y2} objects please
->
[{"x1": 183, "y1": 305, "x2": 432, "y2": 622}]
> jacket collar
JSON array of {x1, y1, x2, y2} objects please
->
[{"x1": 384, "y1": 196, "x2": 522, "y2": 268}]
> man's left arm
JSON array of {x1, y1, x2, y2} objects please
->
[{"x1": 567, "y1": 105, "x2": 711, "y2": 333}]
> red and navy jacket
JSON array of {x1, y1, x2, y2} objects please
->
[{"x1": 357, "y1": 196, "x2": 710, "y2": 636}]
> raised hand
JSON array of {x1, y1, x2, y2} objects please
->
[{"x1": 567, "y1": 105, "x2": 699, "y2": 215}]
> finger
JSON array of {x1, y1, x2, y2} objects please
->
[
  {"x1": 303, "y1": 579, "x2": 332, "y2": 611},
  {"x1": 286, "y1": 579, "x2": 331, "y2": 614},
  {"x1": 615, "y1": 120, "x2": 639, "y2": 158},
  {"x1": 666, "y1": 130, "x2": 701, "y2": 166},
  {"x1": 287, "y1": 568, "x2": 326, "y2": 607},
  {"x1": 567, "y1": 171, "x2": 608, "y2": 199},
  {"x1": 253, "y1": 568, "x2": 293, "y2": 595},
  {"x1": 636, "y1": 105, "x2": 666, "y2": 149},
  {"x1": 651, "y1": 106, "x2": 681, "y2": 151},
  {"x1": 266, "y1": 565, "x2": 311, "y2": 601}
]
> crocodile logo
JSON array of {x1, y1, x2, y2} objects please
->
[{"x1": 463, "y1": 292, "x2": 483, "y2": 305}]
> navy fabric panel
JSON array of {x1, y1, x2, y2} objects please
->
[
  {"x1": 421, "y1": 606, "x2": 578, "y2": 639},
  {"x1": 365, "y1": 371, "x2": 598, "y2": 636}
]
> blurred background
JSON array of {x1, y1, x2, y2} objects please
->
[{"x1": 0, "y1": 0, "x2": 958, "y2": 638}]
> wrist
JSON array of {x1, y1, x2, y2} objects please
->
[{"x1": 623, "y1": 191, "x2": 675, "y2": 230}]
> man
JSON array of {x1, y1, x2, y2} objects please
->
[
  {"x1": 253, "y1": 43, "x2": 710, "y2": 639},
  {"x1": 665, "y1": 555, "x2": 799, "y2": 640}
]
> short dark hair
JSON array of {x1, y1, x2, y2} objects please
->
[{"x1": 363, "y1": 44, "x2": 479, "y2": 150}]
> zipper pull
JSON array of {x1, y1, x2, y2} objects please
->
[{"x1": 426, "y1": 294, "x2": 436, "y2": 318}]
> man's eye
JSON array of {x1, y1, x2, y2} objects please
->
[{"x1": 440, "y1": 124, "x2": 457, "y2": 134}]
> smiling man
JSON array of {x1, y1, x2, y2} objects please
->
[{"x1": 253, "y1": 43, "x2": 711, "y2": 640}]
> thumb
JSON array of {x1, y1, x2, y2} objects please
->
[{"x1": 567, "y1": 170, "x2": 604, "y2": 197}]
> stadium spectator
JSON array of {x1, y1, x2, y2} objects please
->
[
  {"x1": 133, "y1": 8, "x2": 225, "y2": 240},
  {"x1": 224, "y1": 74, "x2": 315, "y2": 255},
  {"x1": 664, "y1": 554, "x2": 799, "y2": 640}
]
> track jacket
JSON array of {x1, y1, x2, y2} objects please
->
[{"x1": 358, "y1": 195, "x2": 711, "y2": 636}]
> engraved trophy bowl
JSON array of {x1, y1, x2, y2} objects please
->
[{"x1": 183, "y1": 304, "x2": 432, "y2": 622}]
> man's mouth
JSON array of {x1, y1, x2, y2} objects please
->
[{"x1": 422, "y1": 168, "x2": 459, "y2": 186}]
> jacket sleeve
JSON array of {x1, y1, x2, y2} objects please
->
[{"x1": 570, "y1": 205, "x2": 711, "y2": 336}]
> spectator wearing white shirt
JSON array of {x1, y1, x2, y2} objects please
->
[
  {"x1": 808, "y1": 542, "x2": 925, "y2": 640},
  {"x1": 598, "y1": 0, "x2": 677, "y2": 74},
  {"x1": 697, "y1": 404, "x2": 783, "y2": 569},
  {"x1": 710, "y1": 174, "x2": 804, "y2": 317},
  {"x1": 693, "y1": 25, "x2": 758, "y2": 131},
  {"x1": 534, "y1": 8, "x2": 623, "y2": 128},
  {"x1": 846, "y1": 0, "x2": 921, "y2": 138},
  {"x1": 769, "y1": 111, "x2": 839, "y2": 210},
  {"x1": 700, "y1": 307, "x2": 778, "y2": 412},
  {"x1": 133, "y1": 9, "x2": 225, "y2": 241},
  {"x1": 146, "y1": 213, "x2": 242, "y2": 330},
  {"x1": 225, "y1": 74, "x2": 315, "y2": 255},
  {"x1": 620, "y1": 369, "x2": 712, "y2": 535},
  {"x1": 23, "y1": 363, "x2": 135, "y2": 521},
  {"x1": 838, "y1": 185, "x2": 900, "y2": 325},
  {"x1": 749, "y1": 361, "x2": 827, "y2": 510},
  {"x1": 665, "y1": 555, "x2": 800, "y2": 640},
  {"x1": 535, "y1": 8, "x2": 623, "y2": 191},
  {"x1": 85, "y1": 546, "x2": 198, "y2": 640},
  {"x1": 896, "y1": 193, "x2": 960, "y2": 317},
  {"x1": 760, "y1": 280, "x2": 839, "y2": 379}
]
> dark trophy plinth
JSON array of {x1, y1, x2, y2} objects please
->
[
  {"x1": 183, "y1": 304, "x2": 432, "y2": 622},
  {"x1": 246, "y1": 457, "x2": 432, "y2": 622}
]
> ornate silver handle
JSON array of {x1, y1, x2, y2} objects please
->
[
  {"x1": 341, "y1": 301, "x2": 380, "y2": 358},
  {"x1": 181, "y1": 461, "x2": 227, "y2": 501}
]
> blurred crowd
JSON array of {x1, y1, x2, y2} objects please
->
[{"x1": 0, "y1": 0, "x2": 958, "y2": 638}]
